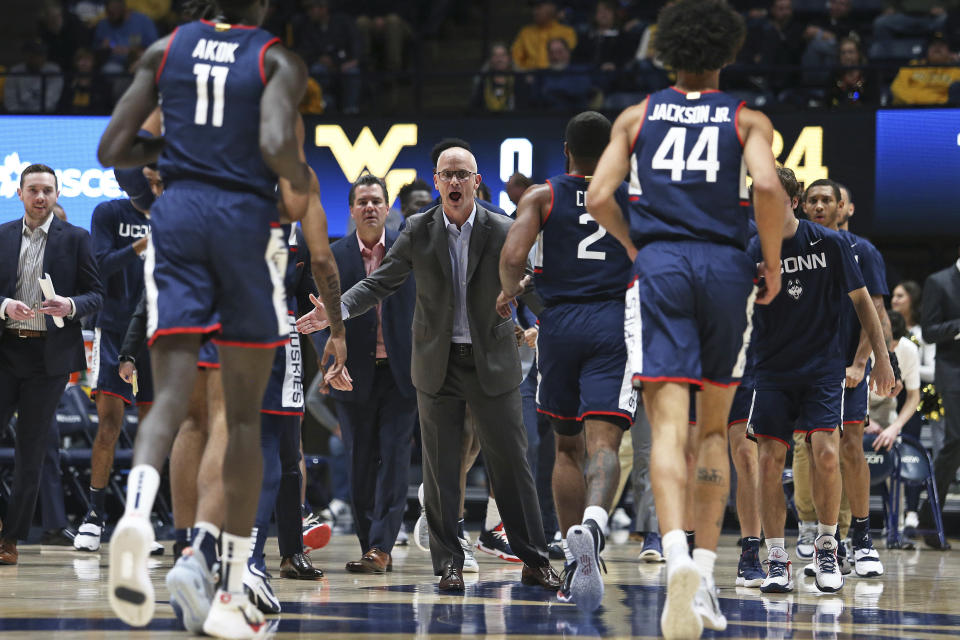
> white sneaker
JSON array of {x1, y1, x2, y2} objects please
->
[
  {"x1": 796, "y1": 521, "x2": 816, "y2": 559},
  {"x1": 760, "y1": 559, "x2": 793, "y2": 594},
  {"x1": 567, "y1": 522, "x2": 606, "y2": 612},
  {"x1": 202, "y1": 589, "x2": 267, "y2": 640},
  {"x1": 813, "y1": 535, "x2": 843, "y2": 593},
  {"x1": 660, "y1": 548, "x2": 703, "y2": 639},
  {"x1": 150, "y1": 541, "x2": 165, "y2": 556},
  {"x1": 413, "y1": 484, "x2": 430, "y2": 552},
  {"x1": 108, "y1": 514, "x2": 156, "y2": 627},
  {"x1": 395, "y1": 523, "x2": 409, "y2": 547},
  {"x1": 166, "y1": 549, "x2": 217, "y2": 633},
  {"x1": 461, "y1": 536, "x2": 479, "y2": 573},
  {"x1": 853, "y1": 545, "x2": 884, "y2": 578},
  {"x1": 74, "y1": 519, "x2": 102, "y2": 552},
  {"x1": 694, "y1": 579, "x2": 727, "y2": 632},
  {"x1": 243, "y1": 562, "x2": 281, "y2": 614},
  {"x1": 611, "y1": 507, "x2": 631, "y2": 530}
]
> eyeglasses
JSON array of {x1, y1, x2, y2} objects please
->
[{"x1": 435, "y1": 170, "x2": 476, "y2": 182}]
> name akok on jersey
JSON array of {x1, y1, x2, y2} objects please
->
[
  {"x1": 191, "y1": 39, "x2": 239, "y2": 63},
  {"x1": 647, "y1": 104, "x2": 733, "y2": 125},
  {"x1": 780, "y1": 252, "x2": 826, "y2": 274}
]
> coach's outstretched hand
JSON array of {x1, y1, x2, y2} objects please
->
[{"x1": 296, "y1": 294, "x2": 329, "y2": 333}]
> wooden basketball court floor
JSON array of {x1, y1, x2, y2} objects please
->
[{"x1": 0, "y1": 532, "x2": 957, "y2": 639}]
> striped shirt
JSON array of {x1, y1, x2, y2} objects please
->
[{"x1": 7, "y1": 215, "x2": 52, "y2": 332}]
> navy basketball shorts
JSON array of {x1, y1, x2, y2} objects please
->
[
  {"x1": 198, "y1": 340, "x2": 219, "y2": 369},
  {"x1": 145, "y1": 182, "x2": 289, "y2": 348},
  {"x1": 728, "y1": 382, "x2": 755, "y2": 428},
  {"x1": 843, "y1": 361, "x2": 871, "y2": 426},
  {"x1": 261, "y1": 311, "x2": 304, "y2": 416},
  {"x1": 749, "y1": 380, "x2": 845, "y2": 447},
  {"x1": 625, "y1": 240, "x2": 756, "y2": 388},
  {"x1": 536, "y1": 300, "x2": 637, "y2": 435},
  {"x1": 91, "y1": 328, "x2": 154, "y2": 405}
]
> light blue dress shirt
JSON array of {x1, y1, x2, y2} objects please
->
[{"x1": 443, "y1": 205, "x2": 476, "y2": 344}]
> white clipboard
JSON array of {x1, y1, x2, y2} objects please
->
[{"x1": 38, "y1": 273, "x2": 64, "y2": 328}]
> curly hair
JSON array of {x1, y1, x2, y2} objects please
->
[{"x1": 653, "y1": 0, "x2": 746, "y2": 74}]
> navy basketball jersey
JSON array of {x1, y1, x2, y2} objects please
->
[
  {"x1": 629, "y1": 87, "x2": 750, "y2": 249},
  {"x1": 533, "y1": 174, "x2": 632, "y2": 305},
  {"x1": 155, "y1": 20, "x2": 280, "y2": 199},
  {"x1": 837, "y1": 230, "x2": 888, "y2": 364},
  {"x1": 747, "y1": 220, "x2": 864, "y2": 383}
]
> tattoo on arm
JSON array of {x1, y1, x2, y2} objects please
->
[{"x1": 314, "y1": 268, "x2": 344, "y2": 335}]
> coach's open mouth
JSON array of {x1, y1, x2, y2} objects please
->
[{"x1": 448, "y1": 191, "x2": 462, "y2": 202}]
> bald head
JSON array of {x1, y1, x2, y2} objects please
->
[
  {"x1": 434, "y1": 147, "x2": 482, "y2": 224},
  {"x1": 436, "y1": 147, "x2": 478, "y2": 173}
]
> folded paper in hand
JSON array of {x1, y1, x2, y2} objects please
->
[{"x1": 38, "y1": 273, "x2": 64, "y2": 328}]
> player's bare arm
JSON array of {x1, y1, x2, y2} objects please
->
[
  {"x1": 500, "y1": 183, "x2": 549, "y2": 298},
  {"x1": 97, "y1": 38, "x2": 168, "y2": 168},
  {"x1": 260, "y1": 45, "x2": 311, "y2": 215},
  {"x1": 586, "y1": 101, "x2": 644, "y2": 261},
  {"x1": 849, "y1": 286, "x2": 895, "y2": 395},
  {"x1": 740, "y1": 107, "x2": 787, "y2": 305}
]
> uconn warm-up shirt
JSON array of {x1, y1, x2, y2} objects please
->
[
  {"x1": 155, "y1": 19, "x2": 280, "y2": 198},
  {"x1": 747, "y1": 220, "x2": 864, "y2": 384},
  {"x1": 90, "y1": 199, "x2": 151, "y2": 332},
  {"x1": 534, "y1": 174, "x2": 632, "y2": 305},
  {"x1": 628, "y1": 87, "x2": 750, "y2": 249},
  {"x1": 838, "y1": 230, "x2": 888, "y2": 366}
]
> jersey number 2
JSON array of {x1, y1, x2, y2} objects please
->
[
  {"x1": 577, "y1": 213, "x2": 606, "y2": 261},
  {"x1": 652, "y1": 126, "x2": 719, "y2": 182},
  {"x1": 193, "y1": 63, "x2": 229, "y2": 127}
]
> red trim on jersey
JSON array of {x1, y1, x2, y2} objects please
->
[
  {"x1": 842, "y1": 419, "x2": 865, "y2": 425},
  {"x1": 629, "y1": 195, "x2": 640, "y2": 201},
  {"x1": 213, "y1": 337, "x2": 289, "y2": 349},
  {"x1": 197, "y1": 361, "x2": 221, "y2": 370},
  {"x1": 669, "y1": 86, "x2": 721, "y2": 95},
  {"x1": 536, "y1": 407, "x2": 578, "y2": 421},
  {"x1": 261, "y1": 409, "x2": 305, "y2": 417},
  {"x1": 740, "y1": 200, "x2": 751, "y2": 207},
  {"x1": 541, "y1": 179, "x2": 555, "y2": 226},
  {"x1": 270, "y1": 221, "x2": 281, "y2": 228},
  {"x1": 148, "y1": 322, "x2": 222, "y2": 347},
  {"x1": 633, "y1": 375, "x2": 703, "y2": 387},
  {"x1": 200, "y1": 19, "x2": 257, "y2": 30},
  {"x1": 629, "y1": 97, "x2": 651, "y2": 154},
  {"x1": 734, "y1": 101, "x2": 746, "y2": 147},
  {"x1": 580, "y1": 410, "x2": 634, "y2": 425},
  {"x1": 136, "y1": 401, "x2": 154, "y2": 407},
  {"x1": 566, "y1": 173, "x2": 587, "y2": 178},
  {"x1": 801, "y1": 426, "x2": 838, "y2": 435},
  {"x1": 92, "y1": 389, "x2": 131, "y2": 404},
  {"x1": 728, "y1": 418, "x2": 748, "y2": 428},
  {"x1": 627, "y1": 275, "x2": 639, "y2": 288},
  {"x1": 155, "y1": 27, "x2": 179, "y2": 85},
  {"x1": 259, "y1": 37, "x2": 281, "y2": 85},
  {"x1": 533, "y1": 267, "x2": 543, "y2": 274},
  {"x1": 290, "y1": 247, "x2": 298, "y2": 253},
  {"x1": 703, "y1": 378, "x2": 741, "y2": 388},
  {"x1": 753, "y1": 432, "x2": 789, "y2": 448}
]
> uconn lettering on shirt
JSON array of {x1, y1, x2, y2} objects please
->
[
  {"x1": 118, "y1": 223, "x2": 150, "y2": 238},
  {"x1": 781, "y1": 252, "x2": 826, "y2": 274},
  {"x1": 647, "y1": 103, "x2": 733, "y2": 125},
  {"x1": 191, "y1": 39, "x2": 239, "y2": 63}
]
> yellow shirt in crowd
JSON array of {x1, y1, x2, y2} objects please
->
[
  {"x1": 511, "y1": 20, "x2": 577, "y2": 70},
  {"x1": 890, "y1": 60, "x2": 960, "y2": 105}
]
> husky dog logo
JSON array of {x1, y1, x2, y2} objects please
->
[{"x1": 787, "y1": 279, "x2": 803, "y2": 300}]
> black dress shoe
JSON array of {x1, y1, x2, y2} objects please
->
[
  {"x1": 438, "y1": 564, "x2": 464, "y2": 592},
  {"x1": 40, "y1": 528, "x2": 75, "y2": 546},
  {"x1": 521, "y1": 563, "x2": 561, "y2": 589},
  {"x1": 923, "y1": 533, "x2": 952, "y2": 550},
  {"x1": 280, "y1": 552, "x2": 325, "y2": 579}
]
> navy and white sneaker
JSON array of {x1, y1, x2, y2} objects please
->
[
  {"x1": 557, "y1": 561, "x2": 576, "y2": 603},
  {"x1": 813, "y1": 534, "x2": 843, "y2": 593},
  {"x1": 853, "y1": 542, "x2": 884, "y2": 578},
  {"x1": 760, "y1": 559, "x2": 793, "y2": 593},
  {"x1": 243, "y1": 560, "x2": 281, "y2": 614},
  {"x1": 476, "y1": 523, "x2": 521, "y2": 563},
  {"x1": 166, "y1": 548, "x2": 216, "y2": 633},
  {"x1": 796, "y1": 521, "x2": 816, "y2": 559},
  {"x1": 566, "y1": 520, "x2": 607, "y2": 611},
  {"x1": 639, "y1": 531, "x2": 664, "y2": 563},
  {"x1": 74, "y1": 510, "x2": 104, "y2": 552},
  {"x1": 736, "y1": 539, "x2": 765, "y2": 587}
]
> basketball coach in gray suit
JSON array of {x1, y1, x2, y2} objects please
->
[{"x1": 315, "y1": 148, "x2": 559, "y2": 592}]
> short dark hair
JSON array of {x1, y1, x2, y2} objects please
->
[
  {"x1": 565, "y1": 111, "x2": 611, "y2": 162},
  {"x1": 348, "y1": 173, "x2": 388, "y2": 206},
  {"x1": 803, "y1": 178, "x2": 841, "y2": 202},
  {"x1": 398, "y1": 178, "x2": 431, "y2": 209},
  {"x1": 836, "y1": 182, "x2": 854, "y2": 205},
  {"x1": 654, "y1": 0, "x2": 746, "y2": 74},
  {"x1": 888, "y1": 309, "x2": 907, "y2": 341},
  {"x1": 776, "y1": 166, "x2": 801, "y2": 200},
  {"x1": 508, "y1": 172, "x2": 533, "y2": 189},
  {"x1": 431, "y1": 138, "x2": 472, "y2": 168},
  {"x1": 20, "y1": 163, "x2": 58, "y2": 190}
]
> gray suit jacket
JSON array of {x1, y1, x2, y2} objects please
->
[{"x1": 341, "y1": 204, "x2": 522, "y2": 396}]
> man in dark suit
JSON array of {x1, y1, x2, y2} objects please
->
[
  {"x1": 308, "y1": 173, "x2": 417, "y2": 573},
  {"x1": 920, "y1": 253, "x2": 960, "y2": 549},
  {"x1": 306, "y1": 148, "x2": 559, "y2": 592},
  {"x1": 0, "y1": 164, "x2": 103, "y2": 563}
]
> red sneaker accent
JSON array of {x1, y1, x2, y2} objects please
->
[{"x1": 303, "y1": 522, "x2": 332, "y2": 552}]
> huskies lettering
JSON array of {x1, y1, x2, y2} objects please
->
[
  {"x1": 118, "y1": 223, "x2": 150, "y2": 238},
  {"x1": 191, "y1": 39, "x2": 239, "y2": 63},
  {"x1": 780, "y1": 252, "x2": 826, "y2": 274}
]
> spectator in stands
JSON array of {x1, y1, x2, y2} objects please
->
[
  {"x1": 890, "y1": 34, "x2": 960, "y2": 104},
  {"x1": 293, "y1": 0, "x2": 361, "y2": 114},
  {"x1": 93, "y1": 0, "x2": 158, "y2": 73},
  {"x1": 471, "y1": 42, "x2": 520, "y2": 112},
  {"x1": 126, "y1": 0, "x2": 173, "y2": 29},
  {"x1": 354, "y1": 2, "x2": 414, "y2": 74},
  {"x1": 511, "y1": 1, "x2": 577, "y2": 70},
  {"x1": 757, "y1": 0, "x2": 806, "y2": 95},
  {"x1": 830, "y1": 36, "x2": 879, "y2": 106},
  {"x1": 801, "y1": 0, "x2": 869, "y2": 80},
  {"x1": 874, "y1": 0, "x2": 951, "y2": 42},
  {"x1": 65, "y1": 0, "x2": 107, "y2": 26},
  {"x1": 573, "y1": 0, "x2": 637, "y2": 70},
  {"x1": 948, "y1": 6, "x2": 960, "y2": 48},
  {"x1": 59, "y1": 47, "x2": 110, "y2": 114},
  {"x1": 37, "y1": 1, "x2": 91, "y2": 72},
  {"x1": 4, "y1": 41, "x2": 63, "y2": 114},
  {"x1": 536, "y1": 37, "x2": 596, "y2": 110}
]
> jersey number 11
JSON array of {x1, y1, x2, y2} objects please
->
[{"x1": 193, "y1": 63, "x2": 229, "y2": 127}]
